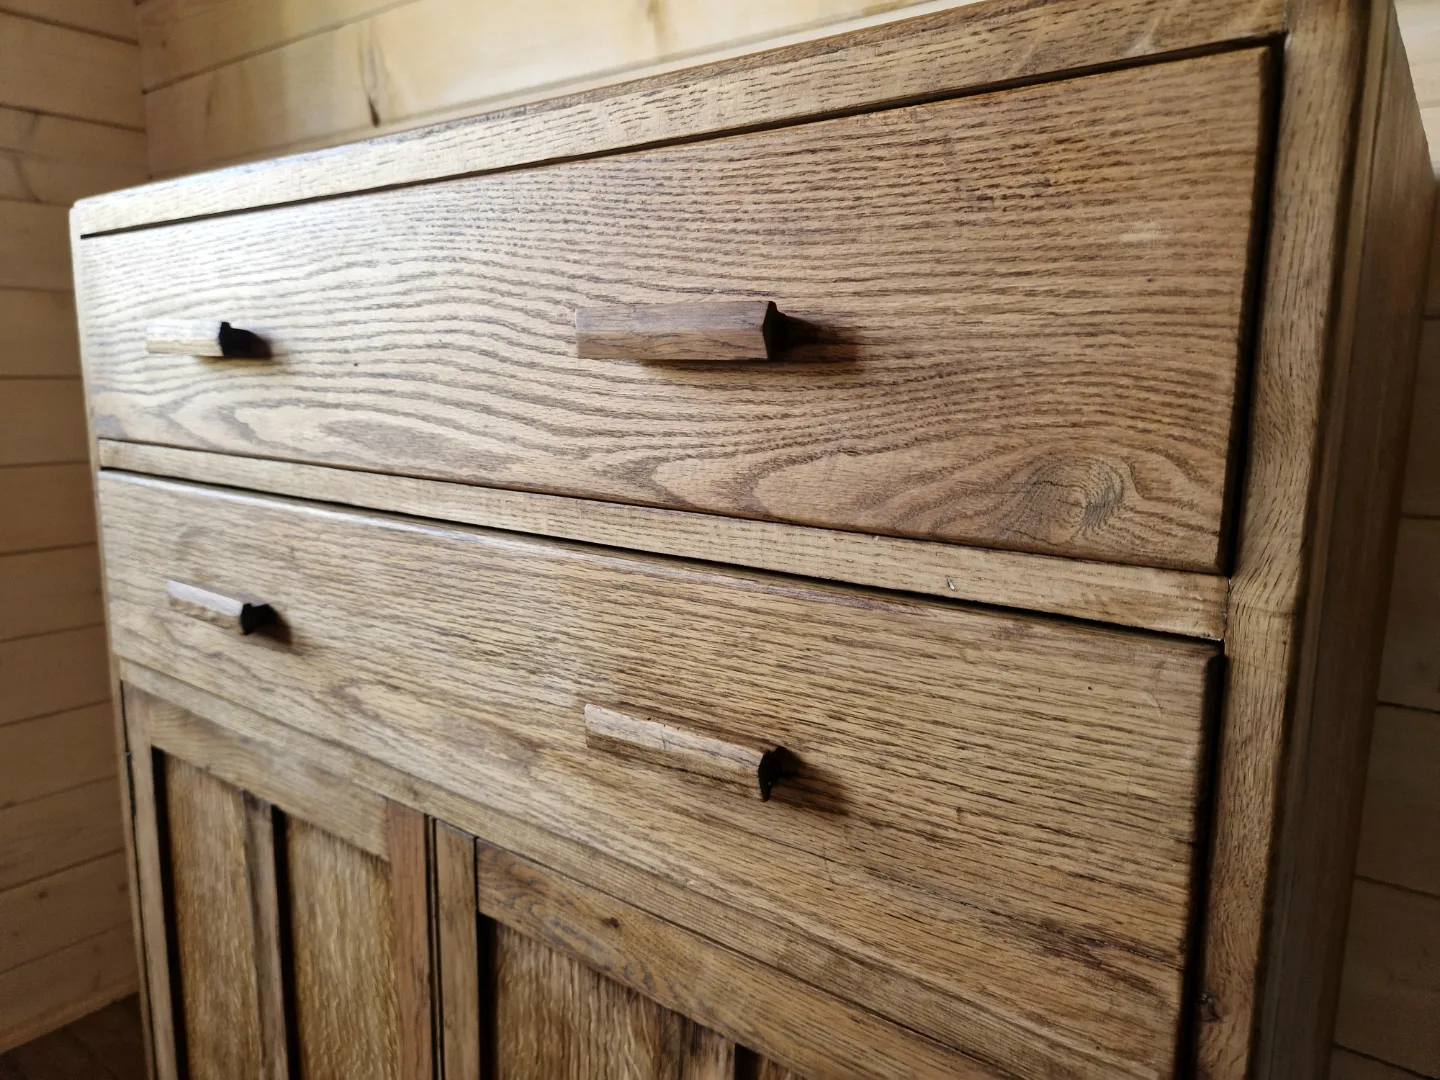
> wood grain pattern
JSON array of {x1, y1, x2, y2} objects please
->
[
  {"x1": 0, "y1": 926, "x2": 135, "y2": 1055},
  {"x1": 575, "y1": 301, "x2": 781, "y2": 362},
  {"x1": 134, "y1": 0, "x2": 392, "y2": 89},
  {"x1": 0, "y1": 780, "x2": 124, "y2": 891},
  {"x1": 0, "y1": 996, "x2": 146, "y2": 1080},
  {"x1": 1380, "y1": 517, "x2": 1440, "y2": 711},
  {"x1": 142, "y1": 694, "x2": 389, "y2": 859},
  {"x1": 0, "y1": 14, "x2": 142, "y2": 129},
  {"x1": 0, "y1": 853, "x2": 130, "y2": 973},
  {"x1": 1329, "y1": 1048, "x2": 1425, "y2": 1080},
  {"x1": 0, "y1": 381, "x2": 87, "y2": 466},
  {"x1": 120, "y1": 688, "x2": 180, "y2": 1080},
  {"x1": 583, "y1": 705, "x2": 785, "y2": 801},
  {"x1": 81, "y1": 50, "x2": 1269, "y2": 572},
  {"x1": 0, "y1": 152, "x2": 146, "y2": 207},
  {"x1": 0, "y1": 199, "x2": 68, "y2": 291},
  {"x1": 0, "y1": 104, "x2": 146, "y2": 205},
  {"x1": 135, "y1": 0, "x2": 952, "y2": 173},
  {"x1": 434, "y1": 823, "x2": 479, "y2": 1080},
  {"x1": 240, "y1": 794, "x2": 289, "y2": 1080},
  {"x1": 0, "y1": 627, "x2": 109, "y2": 726},
  {"x1": 0, "y1": 289, "x2": 78, "y2": 377},
  {"x1": 124, "y1": 660, "x2": 1046, "y2": 1080},
  {"x1": 98, "y1": 441, "x2": 1229, "y2": 638},
  {"x1": 98, "y1": 471, "x2": 1218, "y2": 1079},
  {"x1": 751, "y1": 1060, "x2": 803, "y2": 1080},
  {"x1": 0, "y1": 704, "x2": 115, "y2": 808},
  {"x1": 0, "y1": 466, "x2": 96, "y2": 556},
  {"x1": 165, "y1": 581, "x2": 277, "y2": 636},
  {"x1": 1199, "y1": 3, "x2": 1432, "y2": 1076},
  {"x1": 480, "y1": 842, "x2": 972, "y2": 1079},
  {"x1": 1354, "y1": 705, "x2": 1440, "y2": 898},
  {"x1": 492, "y1": 920, "x2": 738, "y2": 1080},
  {"x1": 162, "y1": 757, "x2": 265, "y2": 1079},
  {"x1": 1335, "y1": 879, "x2": 1440, "y2": 1077},
  {"x1": 385, "y1": 803, "x2": 433, "y2": 1080},
  {"x1": 0, "y1": 547, "x2": 102, "y2": 642},
  {"x1": 0, "y1": 107, "x2": 145, "y2": 169},
  {"x1": 1402, "y1": 318, "x2": 1440, "y2": 515},
  {"x1": 79, "y1": 0, "x2": 1284, "y2": 232},
  {"x1": 286, "y1": 818, "x2": 402, "y2": 1080},
  {"x1": 0, "y1": 0, "x2": 136, "y2": 42}
]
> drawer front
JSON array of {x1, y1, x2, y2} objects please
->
[
  {"x1": 80, "y1": 48, "x2": 1269, "y2": 574},
  {"x1": 100, "y1": 471, "x2": 1217, "y2": 1078}
]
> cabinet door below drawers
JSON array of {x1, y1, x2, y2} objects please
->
[{"x1": 123, "y1": 686, "x2": 432, "y2": 1080}]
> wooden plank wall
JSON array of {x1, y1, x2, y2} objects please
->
[
  {"x1": 0, "y1": 0, "x2": 145, "y2": 1052},
  {"x1": 132, "y1": 0, "x2": 978, "y2": 177}
]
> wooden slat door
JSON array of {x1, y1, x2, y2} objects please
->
[
  {"x1": 123, "y1": 684, "x2": 432, "y2": 1080},
  {"x1": 432, "y1": 824, "x2": 802, "y2": 1080}
]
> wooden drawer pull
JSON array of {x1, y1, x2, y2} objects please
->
[
  {"x1": 583, "y1": 704, "x2": 787, "y2": 800},
  {"x1": 575, "y1": 300, "x2": 785, "y2": 361},
  {"x1": 166, "y1": 580, "x2": 277, "y2": 635},
  {"x1": 146, "y1": 319, "x2": 269, "y2": 358}
]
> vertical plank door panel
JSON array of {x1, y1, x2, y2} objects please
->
[
  {"x1": 162, "y1": 757, "x2": 265, "y2": 1079},
  {"x1": 287, "y1": 818, "x2": 402, "y2": 1080}
]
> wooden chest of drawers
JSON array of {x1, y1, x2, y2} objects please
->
[{"x1": 71, "y1": 1, "x2": 1430, "y2": 1077}]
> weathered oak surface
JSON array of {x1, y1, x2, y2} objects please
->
[
  {"x1": 99, "y1": 471, "x2": 1217, "y2": 1078},
  {"x1": 80, "y1": 50, "x2": 1269, "y2": 571}
]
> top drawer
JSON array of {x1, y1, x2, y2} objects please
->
[{"x1": 76, "y1": 48, "x2": 1269, "y2": 573}]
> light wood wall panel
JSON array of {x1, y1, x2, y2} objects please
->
[
  {"x1": 0, "y1": 2, "x2": 141, "y2": 1052},
  {"x1": 0, "y1": 289, "x2": 78, "y2": 377},
  {"x1": 0, "y1": 380, "x2": 88, "y2": 466},
  {"x1": 0, "y1": 198, "x2": 69, "y2": 290},
  {"x1": 0, "y1": 13, "x2": 142, "y2": 128},
  {"x1": 0, "y1": 927, "x2": 135, "y2": 1053},
  {"x1": 0, "y1": 704, "x2": 117, "y2": 807},
  {"x1": 1401, "y1": 0, "x2": 1440, "y2": 164},
  {"x1": 0, "y1": 465, "x2": 97, "y2": 555},
  {"x1": 137, "y1": 0, "x2": 970, "y2": 176},
  {"x1": 0, "y1": 546, "x2": 103, "y2": 640},
  {"x1": 0, "y1": 627, "x2": 111, "y2": 728},
  {"x1": 0, "y1": 855, "x2": 131, "y2": 973},
  {"x1": 1354, "y1": 706, "x2": 1440, "y2": 897},
  {"x1": 1337, "y1": 880, "x2": 1440, "y2": 1077},
  {"x1": 0, "y1": 0, "x2": 137, "y2": 41},
  {"x1": 1379, "y1": 517, "x2": 1440, "y2": 713}
]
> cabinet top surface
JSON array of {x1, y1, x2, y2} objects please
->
[{"x1": 70, "y1": 0, "x2": 1286, "y2": 236}]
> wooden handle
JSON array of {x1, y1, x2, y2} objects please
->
[
  {"x1": 166, "y1": 580, "x2": 277, "y2": 635},
  {"x1": 146, "y1": 319, "x2": 269, "y2": 358},
  {"x1": 575, "y1": 300, "x2": 784, "y2": 361},
  {"x1": 583, "y1": 704, "x2": 786, "y2": 800}
]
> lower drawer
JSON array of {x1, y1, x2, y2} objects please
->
[{"x1": 99, "y1": 470, "x2": 1217, "y2": 1078}]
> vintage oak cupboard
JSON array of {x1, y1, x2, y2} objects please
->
[{"x1": 70, "y1": 0, "x2": 1430, "y2": 1076}]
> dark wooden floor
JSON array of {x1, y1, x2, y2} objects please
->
[{"x1": 0, "y1": 998, "x2": 145, "y2": 1080}]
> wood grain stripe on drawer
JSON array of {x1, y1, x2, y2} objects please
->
[
  {"x1": 97, "y1": 441, "x2": 1229, "y2": 638},
  {"x1": 98, "y1": 470, "x2": 1219, "y2": 1078},
  {"x1": 78, "y1": 48, "x2": 1271, "y2": 573}
]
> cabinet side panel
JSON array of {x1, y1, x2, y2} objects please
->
[
  {"x1": 1201, "y1": 1, "x2": 1434, "y2": 1076},
  {"x1": 1259, "y1": 6, "x2": 1435, "y2": 1076}
]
